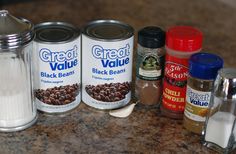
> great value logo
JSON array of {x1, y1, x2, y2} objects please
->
[
  {"x1": 92, "y1": 44, "x2": 130, "y2": 68},
  {"x1": 39, "y1": 46, "x2": 78, "y2": 71},
  {"x1": 187, "y1": 88, "x2": 210, "y2": 107}
]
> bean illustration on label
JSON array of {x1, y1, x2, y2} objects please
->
[{"x1": 85, "y1": 82, "x2": 131, "y2": 102}]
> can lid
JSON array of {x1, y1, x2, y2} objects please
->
[
  {"x1": 34, "y1": 22, "x2": 79, "y2": 43},
  {"x1": 0, "y1": 10, "x2": 34, "y2": 49},
  {"x1": 82, "y1": 20, "x2": 133, "y2": 41},
  {"x1": 189, "y1": 52, "x2": 223, "y2": 80},
  {"x1": 138, "y1": 26, "x2": 165, "y2": 48},
  {"x1": 166, "y1": 26, "x2": 203, "y2": 52}
]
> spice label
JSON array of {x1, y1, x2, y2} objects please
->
[
  {"x1": 162, "y1": 54, "x2": 189, "y2": 112},
  {"x1": 82, "y1": 35, "x2": 133, "y2": 109},
  {"x1": 137, "y1": 53, "x2": 164, "y2": 80},
  {"x1": 33, "y1": 37, "x2": 81, "y2": 113},
  {"x1": 184, "y1": 86, "x2": 211, "y2": 122}
]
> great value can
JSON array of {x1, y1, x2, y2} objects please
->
[
  {"x1": 33, "y1": 22, "x2": 81, "y2": 113},
  {"x1": 82, "y1": 20, "x2": 134, "y2": 109}
]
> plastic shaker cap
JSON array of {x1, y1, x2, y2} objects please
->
[
  {"x1": 138, "y1": 26, "x2": 165, "y2": 48},
  {"x1": 166, "y1": 26, "x2": 203, "y2": 52},
  {"x1": 189, "y1": 52, "x2": 224, "y2": 80}
]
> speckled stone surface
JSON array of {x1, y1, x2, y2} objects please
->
[
  {"x1": 1, "y1": 0, "x2": 236, "y2": 153},
  {"x1": 0, "y1": 104, "x2": 216, "y2": 154}
]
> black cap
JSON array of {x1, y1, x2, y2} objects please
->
[{"x1": 138, "y1": 26, "x2": 165, "y2": 48}]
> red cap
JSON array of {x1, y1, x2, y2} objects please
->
[{"x1": 166, "y1": 26, "x2": 203, "y2": 52}]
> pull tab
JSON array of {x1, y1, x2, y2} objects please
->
[{"x1": 0, "y1": 10, "x2": 9, "y2": 17}]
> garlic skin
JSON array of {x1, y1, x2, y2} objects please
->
[{"x1": 109, "y1": 103, "x2": 136, "y2": 118}]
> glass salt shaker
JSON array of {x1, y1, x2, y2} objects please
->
[
  {"x1": 202, "y1": 68, "x2": 236, "y2": 153},
  {"x1": 0, "y1": 10, "x2": 37, "y2": 132}
]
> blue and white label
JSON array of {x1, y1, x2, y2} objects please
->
[
  {"x1": 39, "y1": 45, "x2": 78, "y2": 71},
  {"x1": 184, "y1": 85, "x2": 211, "y2": 122},
  {"x1": 187, "y1": 87, "x2": 210, "y2": 107},
  {"x1": 33, "y1": 36, "x2": 81, "y2": 113},
  {"x1": 82, "y1": 34, "x2": 133, "y2": 109},
  {"x1": 92, "y1": 44, "x2": 130, "y2": 68},
  {"x1": 38, "y1": 45, "x2": 78, "y2": 79}
]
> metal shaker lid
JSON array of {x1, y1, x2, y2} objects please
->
[
  {"x1": 214, "y1": 68, "x2": 236, "y2": 100},
  {"x1": 0, "y1": 10, "x2": 34, "y2": 49}
]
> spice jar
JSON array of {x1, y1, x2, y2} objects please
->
[
  {"x1": 135, "y1": 26, "x2": 165, "y2": 105},
  {"x1": 0, "y1": 10, "x2": 37, "y2": 132},
  {"x1": 183, "y1": 53, "x2": 223, "y2": 134},
  {"x1": 161, "y1": 26, "x2": 203, "y2": 119},
  {"x1": 202, "y1": 68, "x2": 236, "y2": 153}
]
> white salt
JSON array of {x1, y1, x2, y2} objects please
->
[
  {"x1": 0, "y1": 53, "x2": 36, "y2": 128},
  {"x1": 205, "y1": 111, "x2": 235, "y2": 148}
]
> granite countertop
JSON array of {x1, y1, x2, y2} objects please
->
[{"x1": 1, "y1": 0, "x2": 236, "y2": 153}]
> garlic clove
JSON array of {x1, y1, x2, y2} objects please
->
[{"x1": 109, "y1": 103, "x2": 136, "y2": 118}]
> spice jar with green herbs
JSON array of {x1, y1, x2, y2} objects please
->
[{"x1": 135, "y1": 26, "x2": 165, "y2": 105}]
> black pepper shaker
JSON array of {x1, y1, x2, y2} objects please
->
[{"x1": 135, "y1": 26, "x2": 165, "y2": 105}]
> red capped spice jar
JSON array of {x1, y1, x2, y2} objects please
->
[{"x1": 160, "y1": 26, "x2": 203, "y2": 119}]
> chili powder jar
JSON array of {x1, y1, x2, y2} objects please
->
[
  {"x1": 183, "y1": 52, "x2": 223, "y2": 134},
  {"x1": 160, "y1": 26, "x2": 203, "y2": 119}
]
